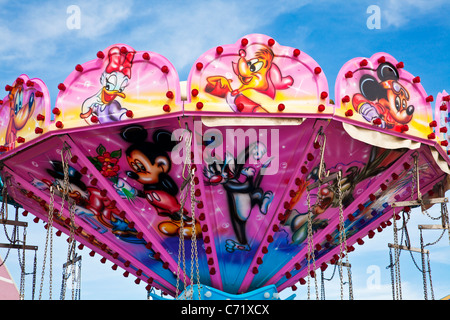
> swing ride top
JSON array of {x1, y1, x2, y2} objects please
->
[{"x1": 0, "y1": 34, "x2": 449, "y2": 300}]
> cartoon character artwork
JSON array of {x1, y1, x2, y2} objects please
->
[
  {"x1": 204, "y1": 44, "x2": 293, "y2": 113},
  {"x1": 120, "y1": 125, "x2": 201, "y2": 238},
  {"x1": 283, "y1": 147, "x2": 406, "y2": 245},
  {"x1": 29, "y1": 160, "x2": 143, "y2": 243},
  {"x1": 203, "y1": 142, "x2": 274, "y2": 252},
  {"x1": 352, "y1": 62, "x2": 415, "y2": 131},
  {"x1": 281, "y1": 174, "x2": 329, "y2": 246},
  {"x1": 80, "y1": 46, "x2": 135, "y2": 124},
  {"x1": 5, "y1": 80, "x2": 35, "y2": 147}
]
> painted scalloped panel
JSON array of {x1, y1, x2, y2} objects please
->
[
  {"x1": 434, "y1": 90, "x2": 450, "y2": 154},
  {"x1": 335, "y1": 53, "x2": 434, "y2": 141},
  {"x1": 185, "y1": 34, "x2": 330, "y2": 116},
  {"x1": 53, "y1": 44, "x2": 181, "y2": 130},
  {"x1": 0, "y1": 74, "x2": 50, "y2": 152}
]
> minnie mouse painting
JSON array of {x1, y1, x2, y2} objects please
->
[
  {"x1": 120, "y1": 125, "x2": 201, "y2": 238},
  {"x1": 352, "y1": 62, "x2": 415, "y2": 131}
]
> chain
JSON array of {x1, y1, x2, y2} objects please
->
[
  {"x1": 306, "y1": 189, "x2": 318, "y2": 300},
  {"x1": 75, "y1": 258, "x2": 82, "y2": 300},
  {"x1": 305, "y1": 131, "x2": 327, "y2": 300},
  {"x1": 0, "y1": 187, "x2": 13, "y2": 268},
  {"x1": 420, "y1": 229, "x2": 428, "y2": 300},
  {"x1": 441, "y1": 202, "x2": 450, "y2": 244},
  {"x1": 175, "y1": 205, "x2": 187, "y2": 299},
  {"x1": 32, "y1": 249, "x2": 37, "y2": 300},
  {"x1": 39, "y1": 185, "x2": 55, "y2": 300},
  {"x1": 176, "y1": 128, "x2": 192, "y2": 299},
  {"x1": 411, "y1": 156, "x2": 416, "y2": 202},
  {"x1": 388, "y1": 248, "x2": 395, "y2": 299},
  {"x1": 1, "y1": 183, "x2": 7, "y2": 222},
  {"x1": 189, "y1": 166, "x2": 201, "y2": 300},
  {"x1": 337, "y1": 171, "x2": 353, "y2": 300},
  {"x1": 426, "y1": 252, "x2": 435, "y2": 300},
  {"x1": 392, "y1": 207, "x2": 403, "y2": 300},
  {"x1": 19, "y1": 224, "x2": 27, "y2": 300},
  {"x1": 58, "y1": 146, "x2": 76, "y2": 300}
]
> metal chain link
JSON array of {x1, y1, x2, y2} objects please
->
[
  {"x1": 189, "y1": 165, "x2": 201, "y2": 300},
  {"x1": 392, "y1": 207, "x2": 402, "y2": 300},
  {"x1": 305, "y1": 132, "x2": 327, "y2": 300},
  {"x1": 0, "y1": 185, "x2": 13, "y2": 268},
  {"x1": 337, "y1": 171, "x2": 353, "y2": 300},
  {"x1": 176, "y1": 128, "x2": 192, "y2": 299},
  {"x1": 420, "y1": 229, "x2": 428, "y2": 300},
  {"x1": 39, "y1": 185, "x2": 55, "y2": 300},
  {"x1": 306, "y1": 189, "x2": 318, "y2": 300},
  {"x1": 426, "y1": 251, "x2": 435, "y2": 300}
]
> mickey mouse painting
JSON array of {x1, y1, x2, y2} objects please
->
[
  {"x1": 120, "y1": 125, "x2": 201, "y2": 238},
  {"x1": 352, "y1": 62, "x2": 415, "y2": 131}
]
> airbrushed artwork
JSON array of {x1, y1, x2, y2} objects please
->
[{"x1": 0, "y1": 34, "x2": 449, "y2": 300}]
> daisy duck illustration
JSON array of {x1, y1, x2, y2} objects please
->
[
  {"x1": 80, "y1": 46, "x2": 135, "y2": 123},
  {"x1": 204, "y1": 44, "x2": 293, "y2": 113},
  {"x1": 5, "y1": 80, "x2": 35, "y2": 147}
]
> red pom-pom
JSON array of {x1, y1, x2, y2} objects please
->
[
  {"x1": 161, "y1": 65, "x2": 169, "y2": 73},
  {"x1": 166, "y1": 90, "x2": 174, "y2": 99}
]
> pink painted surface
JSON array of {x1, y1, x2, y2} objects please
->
[
  {"x1": 0, "y1": 34, "x2": 449, "y2": 297},
  {"x1": 185, "y1": 33, "x2": 331, "y2": 115},
  {"x1": 335, "y1": 52, "x2": 434, "y2": 141},
  {"x1": 0, "y1": 256, "x2": 20, "y2": 300}
]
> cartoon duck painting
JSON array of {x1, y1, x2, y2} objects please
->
[
  {"x1": 205, "y1": 44, "x2": 293, "y2": 113},
  {"x1": 5, "y1": 80, "x2": 35, "y2": 147},
  {"x1": 80, "y1": 46, "x2": 135, "y2": 124}
]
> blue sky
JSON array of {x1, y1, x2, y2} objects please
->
[{"x1": 1, "y1": 0, "x2": 450, "y2": 300}]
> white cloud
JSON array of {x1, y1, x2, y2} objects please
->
[
  {"x1": 0, "y1": 0, "x2": 132, "y2": 72},
  {"x1": 381, "y1": 0, "x2": 447, "y2": 28},
  {"x1": 0, "y1": 0, "x2": 312, "y2": 78},
  {"x1": 124, "y1": 0, "x2": 312, "y2": 77}
]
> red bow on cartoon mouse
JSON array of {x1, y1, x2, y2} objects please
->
[{"x1": 105, "y1": 47, "x2": 135, "y2": 79}]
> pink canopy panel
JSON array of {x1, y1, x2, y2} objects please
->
[{"x1": 0, "y1": 34, "x2": 449, "y2": 298}]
